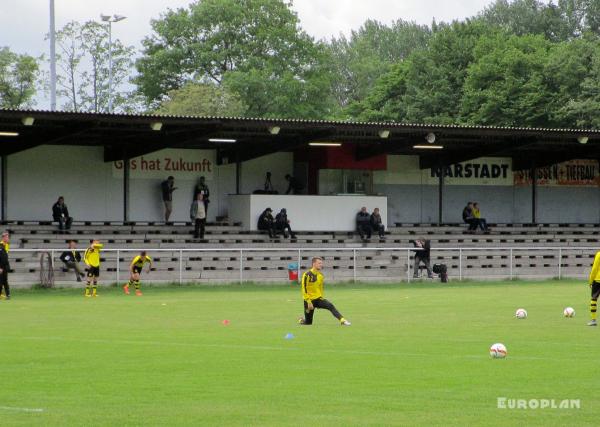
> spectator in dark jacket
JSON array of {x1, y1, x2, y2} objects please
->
[
  {"x1": 462, "y1": 202, "x2": 478, "y2": 231},
  {"x1": 356, "y1": 207, "x2": 372, "y2": 240},
  {"x1": 275, "y1": 208, "x2": 297, "y2": 239},
  {"x1": 258, "y1": 208, "x2": 276, "y2": 238},
  {"x1": 285, "y1": 174, "x2": 303, "y2": 195},
  {"x1": 370, "y1": 207, "x2": 385, "y2": 239},
  {"x1": 161, "y1": 176, "x2": 177, "y2": 222},
  {"x1": 60, "y1": 240, "x2": 85, "y2": 282},
  {"x1": 52, "y1": 196, "x2": 73, "y2": 231},
  {"x1": 413, "y1": 238, "x2": 433, "y2": 279}
]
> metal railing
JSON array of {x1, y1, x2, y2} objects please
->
[{"x1": 8, "y1": 245, "x2": 597, "y2": 284}]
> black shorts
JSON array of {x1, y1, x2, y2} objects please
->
[
  {"x1": 592, "y1": 282, "x2": 600, "y2": 299},
  {"x1": 132, "y1": 266, "x2": 142, "y2": 274},
  {"x1": 87, "y1": 266, "x2": 100, "y2": 278}
]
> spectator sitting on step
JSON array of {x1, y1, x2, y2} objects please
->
[
  {"x1": 275, "y1": 208, "x2": 297, "y2": 239},
  {"x1": 370, "y1": 207, "x2": 385, "y2": 239},
  {"x1": 412, "y1": 238, "x2": 433, "y2": 279},
  {"x1": 356, "y1": 207, "x2": 372, "y2": 240},
  {"x1": 472, "y1": 202, "x2": 490, "y2": 232},
  {"x1": 258, "y1": 207, "x2": 276, "y2": 238},
  {"x1": 60, "y1": 240, "x2": 85, "y2": 282},
  {"x1": 52, "y1": 196, "x2": 73, "y2": 231},
  {"x1": 462, "y1": 201, "x2": 478, "y2": 232}
]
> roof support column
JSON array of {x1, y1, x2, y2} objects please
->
[
  {"x1": 531, "y1": 161, "x2": 537, "y2": 225},
  {"x1": 235, "y1": 152, "x2": 241, "y2": 195},
  {"x1": 123, "y1": 156, "x2": 130, "y2": 222},
  {"x1": 438, "y1": 164, "x2": 444, "y2": 225},
  {"x1": 1, "y1": 156, "x2": 6, "y2": 222}
]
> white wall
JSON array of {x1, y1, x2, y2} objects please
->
[
  {"x1": 4, "y1": 147, "x2": 599, "y2": 224},
  {"x1": 230, "y1": 194, "x2": 388, "y2": 231},
  {"x1": 7, "y1": 146, "x2": 123, "y2": 221},
  {"x1": 4, "y1": 146, "x2": 293, "y2": 223}
]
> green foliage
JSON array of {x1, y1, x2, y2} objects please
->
[
  {"x1": 0, "y1": 47, "x2": 39, "y2": 109},
  {"x1": 328, "y1": 19, "x2": 430, "y2": 117},
  {"x1": 353, "y1": 20, "x2": 488, "y2": 124},
  {"x1": 155, "y1": 82, "x2": 247, "y2": 116},
  {"x1": 461, "y1": 33, "x2": 552, "y2": 126},
  {"x1": 352, "y1": 2, "x2": 600, "y2": 128},
  {"x1": 136, "y1": 0, "x2": 334, "y2": 118}
]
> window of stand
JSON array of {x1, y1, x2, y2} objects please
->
[{"x1": 318, "y1": 169, "x2": 373, "y2": 195}]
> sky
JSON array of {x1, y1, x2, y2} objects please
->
[
  {"x1": 0, "y1": 0, "x2": 500, "y2": 108},
  {"x1": 1, "y1": 0, "x2": 500, "y2": 56}
]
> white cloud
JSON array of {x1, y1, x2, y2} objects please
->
[{"x1": 2, "y1": 0, "x2": 498, "y2": 56}]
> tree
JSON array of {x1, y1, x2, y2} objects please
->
[
  {"x1": 0, "y1": 47, "x2": 39, "y2": 109},
  {"x1": 328, "y1": 19, "x2": 430, "y2": 116},
  {"x1": 136, "y1": 0, "x2": 334, "y2": 118},
  {"x1": 460, "y1": 33, "x2": 552, "y2": 126},
  {"x1": 155, "y1": 82, "x2": 247, "y2": 116},
  {"x1": 50, "y1": 20, "x2": 137, "y2": 113},
  {"x1": 547, "y1": 38, "x2": 600, "y2": 127},
  {"x1": 352, "y1": 20, "x2": 488, "y2": 124},
  {"x1": 480, "y1": 0, "x2": 600, "y2": 40}
]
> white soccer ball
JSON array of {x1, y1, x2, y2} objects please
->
[
  {"x1": 490, "y1": 343, "x2": 507, "y2": 359},
  {"x1": 515, "y1": 308, "x2": 527, "y2": 319},
  {"x1": 563, "y1": 307, "x2": 575, "y2": 318}
]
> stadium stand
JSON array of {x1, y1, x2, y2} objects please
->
[{"x1": 3, "y1": 221, "x2": 598, "y2": 286}]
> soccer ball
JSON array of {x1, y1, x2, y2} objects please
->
[
  {"x1": 563, "y1": 307, "x2": 575, "y2": 318},
  {"x1": 489, "y1": 343, "x2": 507, "y2": 359},
  {"x1": 515, "y1": 308, "x2": 527, "y2": 319}
]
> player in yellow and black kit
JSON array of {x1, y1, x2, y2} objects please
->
[
  {"x1": 84, "y1": 239, "x2": 103, "y2": 297},
  {"x1": 124, "y1": 251, "x2": 152, "y2": 296},
  {"x1": 0, "y1": 231, "x2": 11, "y2": 300},
  {"x1": 588, "y1": 250, "x2": 600, "y2": 326},
  {"x1": 298, "y1": 257, "x2": 351, "y2": 326}
]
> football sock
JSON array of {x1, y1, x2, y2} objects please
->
[
  {"x1": 128, "y1": 279, "x2": 134, "y2": 287},
  {"x1": 340, "y1": 317, "x2": 346, "y2": 324},
  {"x1": 591, "y1": 299, "x2": 597, "y2": 320},
  {"x1": 134, "y1": 280, "x2": 140, "y2": 290}
]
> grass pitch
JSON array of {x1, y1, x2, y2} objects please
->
[{"x1": 0, "y1": 280, "x2": 597, "y2": 426}]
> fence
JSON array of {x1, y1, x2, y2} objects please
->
[{"x1": 8, "y1": 246, "x2": 597, "y2": 286}]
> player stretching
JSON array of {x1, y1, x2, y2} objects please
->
[
  {"x1": 84, "y1": 240, "x2": 103, "y2": 297},
  {"x1": 124, "y1": 251, "x2": 152, "y2": 296},
  {"x1": 299, "y1": 257, "x2": 351, "y2": 326},
  {"x1": 588, "y1": 250, "x2": 600, "y2": 326}
]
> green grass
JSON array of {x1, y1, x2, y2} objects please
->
[{"x1": 0, "y1": 280, "x2": 597, "y2": 426}]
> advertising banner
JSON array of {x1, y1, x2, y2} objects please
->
[{"x1": 112, "y1": 149, "x2": 215, "y2": 180}]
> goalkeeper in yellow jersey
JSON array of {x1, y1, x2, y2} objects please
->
[
  {"x1": 588, "y1": 250, "x2": 600, "y2": 326},
  {"x1": 84, "y1": 239, "x2": 103, "y2": 297},
  {"x1": 124, "y1": 251, "x2": 152, "y2": 296},
  {"x1": 298, "y1": 257, "x2": 351, "y2": 326}
]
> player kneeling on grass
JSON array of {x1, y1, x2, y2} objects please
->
[
  {"x1": 299, "y1": 257, "x2": 351, "y2": 326},
  {"x1": 588, "y1": 250, "x2": 600, "y2": 326},
  {"x1": 84, "y1": 239, "x2": 103, "y2": 297},
  {"x1": 124, "y1": 251, "x2": 152, "y2": 296}
]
